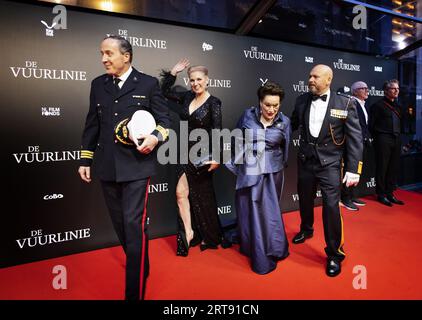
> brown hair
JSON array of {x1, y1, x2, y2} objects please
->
[{"x1": 257, "y1": 81, "x2": 285, "y2": 102}]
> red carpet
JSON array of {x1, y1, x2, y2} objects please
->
[{"x1": 1, "y1": 189, "x2": 421, "y2": 300}]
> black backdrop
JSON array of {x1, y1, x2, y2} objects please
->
[{"x1": 0, "y1": 0, "x2": 396, "y2": 268}]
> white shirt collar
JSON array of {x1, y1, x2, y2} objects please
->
[
  {"x1": 354, "y1": 97, "x2": 365, "y2": 106},
  {"x1": 115, "y1": 66, "x2": 133, "y2": 84},
  {"x1": 309, "y1": 89, "x2": 330, "y2": 138}
]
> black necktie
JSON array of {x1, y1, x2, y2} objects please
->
[
  {"x1": 312, "y1": 94, "x2": 327, "y2": 102},
  {"x1": 113, "y1": 78, "x2": 121, "y2": 93}
]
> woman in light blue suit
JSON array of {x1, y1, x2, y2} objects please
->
[{"x1": 226, "y1": 81, "x2": 290, "y2": 274}]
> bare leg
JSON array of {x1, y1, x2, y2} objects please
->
[{"x1": 175, "y1": 173, "x2": 194, "y2": 246}]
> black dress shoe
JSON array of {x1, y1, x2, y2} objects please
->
[
  {"x1": 340, "y1": 200, "x2": 359, "y2": 211},
  {"x1": 220, "y1": 238, "x2": 232, "y2": 249},
  {"x1": 200, "y1": 243, "x2": 218, "y2": 251},
  {"x1": 292, "y1": 231, "x2": 313, "y2": 244},
  {"x1": 326, "y1": 259, "x2": 341, "y2": 277},
  {"x1": 352, "y1": 198, "x2": 366, "y2": 206},
  {"x1": 387, "y1": 194, "x2": 404, "y2": 205},
  {"x1": 377, "y1": 195, "x2": 393, "y2": 207}
]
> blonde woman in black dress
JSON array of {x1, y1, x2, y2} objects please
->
[{"x1": 161, "y1": 58, "x2": 228, "y2": 256}]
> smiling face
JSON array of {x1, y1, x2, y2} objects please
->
[
  {"x1": 308, "y1": 64, "x2": 333, "y2": 95},
  {"x1": 189, "y1": 70, "x2": 208, "y2": 95},
  {"x1": 100, "y1": 38, "x2": 130, "y2": 77},
  {"x1": 260, "y1": 95, "x2": 280, "y2": 122}
]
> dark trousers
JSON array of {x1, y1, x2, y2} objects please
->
[
  {"x1": 101, "y1": 178, "x2": 150, "y2": 300},
  {"x1": 374, "y1": 134, "x2": 401, "y2": 196},
  {"x1": 297, "y1": 157, "x2": 345, "y2": 262}
]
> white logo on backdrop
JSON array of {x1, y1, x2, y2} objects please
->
[
  {"x1": 148, "y1": 183, "x2": 169, "y2": 194},
  {"x1": 333, "y1": 59, "x2": 360, "y2": 72},
  {"x1": 43, "y1": 194, "x2": 64, "y2": 200},
  {"x1": 41, "y1": 5, "x2": 67, "y2": 37},
  {"x1": 218, "y1": 205, "x2": 232, "y2": 215},
  {"x1": 368, "y1": 86, "x2": 384, "y2": 97},
  {"x1": 16, "y1": 228, "x2": 91, "y2": 249},
  {"x1": 243, "y1": 46, "x2": 283, "y2": 62},
  {"x1": 42, "y1": 107, "x2": 61, "y2": 116},
  {"x1": 13, "y1": 146, "x2": 80, "y2": 164},
  {"x1": 202, "y1": 42, "x2": 213, "y2": 51},
  {"x1": 183, "y1": 77, "x2": 231, "y2": 88},
  {"x1": 293, "y1": 81, "x2": 309, "y2": 93},
  {"x1": 109, "y1": 29, "x2": 167, "y2": 49},
  {"x1": 259, "y1": 78, "x2": 268, "y2": 86},
  {"x1": 10, "y1": 61, "x2": 87, "y2": 81},
  {"x1": 374, "y1": 66, "x2": 383, "y2": 72},
  {"x1": 305, "y1": 56, "x2": 314, "y2": 63},
  {"x1": 366, "y1": 177, "x2": 376, "y2": 188}
]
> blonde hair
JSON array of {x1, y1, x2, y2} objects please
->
[{"x1": 187, "y1": 65, "x2": 208, "y2": 77}]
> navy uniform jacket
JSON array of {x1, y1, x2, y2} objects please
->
[
  {"x1": 290, "y1": 92, "x2": 363, "y2": 174},
  {"x1": 80, "y1": 68, "x2": 170, "y2": 182},
  {"x1": 226, "y1": 106, "x2": 291, "y2": 190}
]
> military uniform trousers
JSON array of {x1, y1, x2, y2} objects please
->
[
  {"x1": 101, "y1": 178, "x2": 150, "y2": 300},
  {"x1": 297, "y1": 155, "x2": 345, "y2": 262}
]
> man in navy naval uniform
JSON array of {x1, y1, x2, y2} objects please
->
[
  {"x1": 78, "y1": 35, "x2": 170, "y2": 300},
  {"x1": 290, "y1": 64, "x2": 363, "y2": 277}
]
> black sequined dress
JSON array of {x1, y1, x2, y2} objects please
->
[{"x1": 161, "y1": 72, "x2": 223, "y2": 246}]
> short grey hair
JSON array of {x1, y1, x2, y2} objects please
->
[
  {"x1": 351, "y1": 81, "x2": 368, "y2": 95},
  {"x1": 383, "y1": 79, "x2": 399, "y2": 91}
]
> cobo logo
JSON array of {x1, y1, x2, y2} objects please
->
[{"x1": 43, "y1": 194, "x2": 64, "y2": 200}]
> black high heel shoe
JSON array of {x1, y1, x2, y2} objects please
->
[{"x1": 176, "y1": 231, "x2": 189, "y2": 257}]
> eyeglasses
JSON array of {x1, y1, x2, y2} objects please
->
[
  {"x1": 388, "y1": 87, "x2": 399, "y2": 91},
  {"x1": 357, "y1": 87, "x2": 369, "y2": 91}
]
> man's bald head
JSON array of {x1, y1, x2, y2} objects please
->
[{"x1": 308, "y1": 64, "x2": 333, "y2": 95}]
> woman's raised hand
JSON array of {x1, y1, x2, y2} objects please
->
[{"x1": 171, "y1": 58, "x2": 190, "y2": 76}]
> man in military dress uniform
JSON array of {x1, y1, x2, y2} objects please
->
[
  {"x1": 78, "y1": 35, "x2": 170, "y2": 300},
  {"x1": 290, "y1": 64, "x2": 363, "y2": 277}
]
